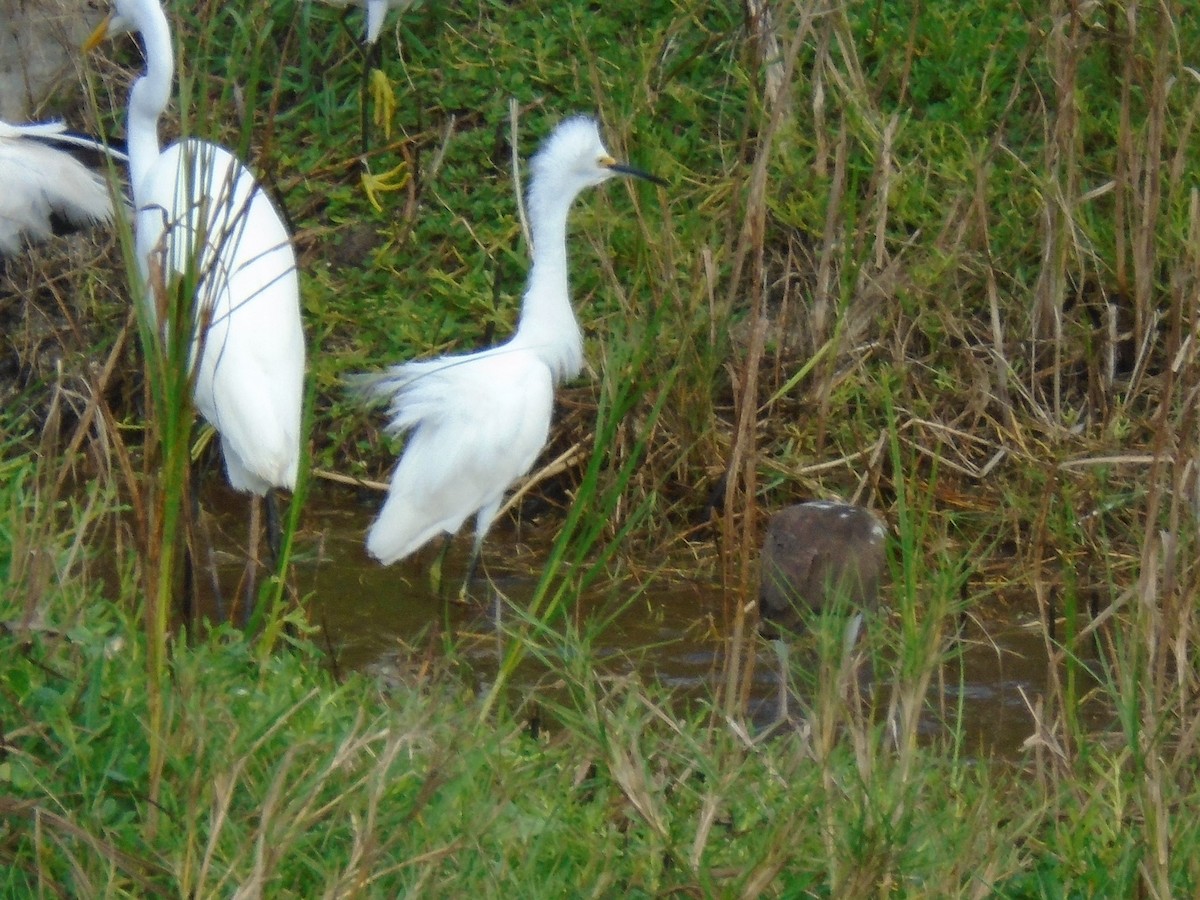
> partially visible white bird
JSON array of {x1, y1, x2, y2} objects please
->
[
  {"x1": 86, "y1": 0, "x2": 305, "y2": 609},
  {"x1": 356, "y1": 116, "x2": 662, "y2": 590},
  {"x1": 319, "y1": 0, "x2": 415, "y2": 45},
  {"x1": 0, "y1": 120, "x2": 123, "y2": 256},
  {"x1": 314, "y1": 0, "x2": 421, "y2": 172}
]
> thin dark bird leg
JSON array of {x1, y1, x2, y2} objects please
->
[
  {"x1": 430, "y1": 532, "x2": 452, "y2": 598},
  {"x1": 264, "y1": 488, "x2": 283, "y2": 567},
  {"x1": 330, "y1": 5, "x2": 378, "y2": 165},
  {"x1": 359, "y1": 39, "x2": 383, "y2": 161},
  {"x1": 459, "y1": 502, "x2": 498, "y2": 603},
  {"x1": 458, "y1": 542, "x2": 481, "y2": 603},
  {"x1": 186, "y1": 466, "x2": 225, "y2": 622},
  {"x1": 359, "y1": 45, "x2": 371, "y2": 161},
  {"x1": 492, "y1": 583, "x2": 504, "y2": 651},
  {"x1": 242, "y1": 494, "x2": 263, "y2": 628},
  {"x1": 774, "y1": 638, "x2": 790, "y2": 723}
]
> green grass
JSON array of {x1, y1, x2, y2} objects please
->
[
  {"x1": 4, "y1": 0, "x2": 1200, "y2": 891},
  {"x1": 2, "y1": 505, "x2": 1025, "y2": 894}
]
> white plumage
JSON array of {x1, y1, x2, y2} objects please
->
[
  {"x1": 0, "y1": 120, "x2": 118, "y2": 256},
  {"x1": 358, "y1": 116, "x2": 661, "y2": 577},
  {"x1": 88, "y1": 0, "x2": 305, "y2": 497}
]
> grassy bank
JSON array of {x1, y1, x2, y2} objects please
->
[{"x1": 4, "y1": 0, "x2": 1200, "y2": 892}]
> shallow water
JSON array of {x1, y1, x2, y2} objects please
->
[{"x1": 207, "y1": 484, "x2": 1101, "y2": 759}]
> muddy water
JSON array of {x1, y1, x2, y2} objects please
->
[{"x1": 210, "y1": 485, "x2": 1099, "y2": 759}]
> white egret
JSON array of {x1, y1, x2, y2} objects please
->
[
  {"x1": 86, "y1": 0, "x2": 305, "y2": 616},
  {"x1": 314, "y1": 0, "x2": 419, "y2": 183},
  {"x1": 0, "y1": 120, "x2": 123, "y2": 255},
  {"x1": 356, "y1": 115, "x2": 662, "y2": 594}
]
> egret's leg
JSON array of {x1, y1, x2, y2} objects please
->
[
  {"x1": 492, "y1": 582, "x2": 505, "y2": 653},
  {"x1": 359, "y1": 35, "x2": 388, "y2": 160},
  {"x1": 459, "y1": 544, "x2": 481, "y2": 602},
  {"x1": 242, "y1": 494, "x2": 263, "y2": 628},
  {"x1": 773, "y1": 638, "x2": 790, "y2": 723},
  {"x1": 359, "y1": 42, "x2": 374, "y2": 160},
  {"x1": 264, "y1": 488, "x2": 282, "y2": 568},
  {"x1": 430, "y1": 533, "x2": 452, "y2": 598},
  {"x1": 184, "y1": 470, "x2": 225, "y2": 621},
  {"x1": 459, "y1": 500, "x2": 500, "y2": 602},
  {"x1": 332, "y1": 2, "x2": 371, "y2": 157}
]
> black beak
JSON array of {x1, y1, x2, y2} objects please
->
[{"x1": 608, "y1": 162, "x2": 667, "y2": 187}]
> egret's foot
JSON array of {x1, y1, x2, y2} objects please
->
[
  {"x1": 455, "y1": 546, "x2": 485, "y2": 606},
  {"x1": 454, "y1": 578, "x2": 473, "y2": 606},
  {"x1": 360, "y1": 161, "x2": 408, "y2": 212},
  {"x1": 429, "y1": 551, "x2": 444, "y2": 598},
  {"x1": 369, "y1": 68, "x2": 396, "y2": 139},
  {"x1": 432, "y1": 542, "x2": 451, "y2": 600}
]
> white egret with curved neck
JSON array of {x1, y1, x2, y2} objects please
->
[
  {"x1": 356, "y1": 116, "x2": 662, "y2": 594},
  {"x1": 86, "y1": 0, "x2": 305, "y2": 615},
  {"x1": 0, "y1": 120, "x2": 123, "y2": 255}
]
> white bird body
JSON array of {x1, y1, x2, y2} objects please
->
[
  {"x1": 360, "y1": 116, "x2": 659, "y2": 571},
  {"x1": 365, "y1": 348, "x2": 554, "y2": 563},
  {"x1": 0, "y1": 120, "x2": 117, "y2": 255},
  {"x1": 91, "y1": 0, "x2": 304, "y2": 496},
  {"x1": 132, "y1": 139, "x2": 304, "y2": 493}
]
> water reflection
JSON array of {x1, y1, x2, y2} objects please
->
[{"x1": 208, "y1": 484, "x2": 1101, "y2": 759}]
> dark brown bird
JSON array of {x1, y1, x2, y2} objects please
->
[{"x1": 759, "y1": 501, "x2": 887, "y2": 632}]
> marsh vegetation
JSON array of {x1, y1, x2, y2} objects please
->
[{"x1": 4, "y1": 0, "x2": 1200, "y2": 893}]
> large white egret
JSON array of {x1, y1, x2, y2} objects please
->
[
  {"x1": 86, "y1": 0, "x2": 306, "y2": 616},
  {"x1": 0, "y1": 120, "x2": 123, "y2": 255},
  {"x1": 356, "y1": 115, "x2": 661, "y2": 595}
]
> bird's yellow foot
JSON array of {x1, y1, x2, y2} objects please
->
[
  {"x1": 360, "y1": 161, "x2": 408, "y2": 212},
  {"x1": 455, "y1": 579, "x2": 472, "y2": 606},
  {"x1": 428, "y1": 549, "x2": 443, "y2": 597},
  {"x1": 369, "y1": 68, "x2": 396, "y2": 140}
]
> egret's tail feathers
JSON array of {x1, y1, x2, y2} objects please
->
[
  {"x1": 365, "y1": 496, "x2": 457, "y2": 565},
  {"x1": 222, "y1": 434, "x2": 299, "y2": 496},
  {"x1": 346, "y1": 367, "x2": 411, "y2": 404},
  {"x1": 349, "y1": 358, "x2": 457, "y2": 436}
]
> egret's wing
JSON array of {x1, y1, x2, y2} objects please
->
[
  {"x1": 0, "y1": 120, "x2": 67, "y2": 140},
  {"x1": 0, "y1": 129, "x2": 114, "y2": 254},
  {"x1": 0, "y1": 120, "x2": 129, "y2": 163},
  {"x1": 139, "y1": 140, "x2": 305, "y2": 494},
  {"x1": 365, "y1": 348, "x2": 554, "y2": 564}
]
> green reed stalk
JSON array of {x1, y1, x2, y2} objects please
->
[
  {"x1": 480, "y1": 297, "x2": 674, "y2": 721},
  {"x1": 247, "y1": 380, "x2": 314, "y2": 651}
]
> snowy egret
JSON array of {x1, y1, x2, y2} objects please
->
[
  {"x1": 315, "y1": 0, "x2": 419, "y2": 165},
  {"x1": 86, "y1": 0, "x2": 305, "y2": 614},
  {"x1": 356, "y1": 115, "x2": 662, "y2": 594},
  {"x1": 0, "y1": 120, "x2": 124, "y2": 255}
]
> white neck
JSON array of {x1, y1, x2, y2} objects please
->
[
  {"x1": 513, "y1": 175, "x2": 585, "y2": 384},
  {"x1": 126, "y1": 0, "x2": 173, "y2": 198}
]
